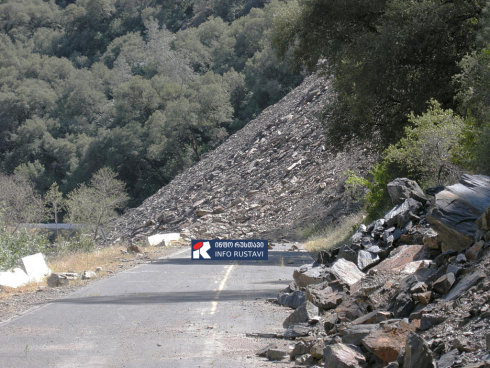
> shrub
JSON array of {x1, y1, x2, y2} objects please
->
[
  {"x1": 0, "y1": 226, "x2": 48, "y2": 271},
  {"x1": 384, "y1": 100, "x2": 466, "y2": 187}
]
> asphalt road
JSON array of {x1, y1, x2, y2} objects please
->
[{"x1": 0, "y1": 244, "x2": 312, "y2": 368}]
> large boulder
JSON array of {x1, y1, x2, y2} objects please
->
[
  {"x1": 427, "y1": 174, "x2": 490, "y2": 251},
  {"x1": 387, "y1": 178, "x2": 427, "y2": 205}
]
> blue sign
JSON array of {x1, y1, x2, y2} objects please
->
[{"x1": 191, "y1": 240, "x2": 268, "y2": 260}]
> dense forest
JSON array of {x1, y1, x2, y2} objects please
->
[{"x1": 0, "y1": 0, "x2": 303, "y2": 207}]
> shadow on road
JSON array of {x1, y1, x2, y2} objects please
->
[
  {"x1": 152, "y1": 251, "x2": 312, "y2": 267},
  {"x1": 53, "y1": 289, "x2": 281, "y2": 305}
]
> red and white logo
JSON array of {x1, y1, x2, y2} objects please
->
[{"x1": 192, "y1": 241, "x2": 211, "y2": 259}]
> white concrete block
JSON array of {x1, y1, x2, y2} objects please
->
[
  {"x1": 0, "y1": 267, "x2": 32, "y2": 288},
  {"x1": 20, "y1": 253, "x2": 51, "y2": 282},
  {"x1": 147, "y1": 233, "x2": 181, "y2": 246}
]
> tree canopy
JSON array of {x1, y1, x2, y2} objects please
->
[
  {"x1": 272, "y1": 0, "x2": 487, "y2": 148},
  {"x1": 0, "y1": 0, "x2": 303, "y2": 207}
]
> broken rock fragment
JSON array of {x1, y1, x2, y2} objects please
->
[
  {"x1": 324, "y1": 343, "x2": 367, "y2": 368},
  {"x1": 283, "y1": 301, "x2": 319, "y2": 328},
  {"x1": 331, "y1": 258, "x2": 364, "y2": 288},
  {"x1": 387, "y1": 178, "x2": 427, "y2": 205},
  {"x1": 293, "y1": 264, "x2": 328, "y2": 288},
  {"x1": 403, "y1": 331, "x2": 435, "y2": 368}
]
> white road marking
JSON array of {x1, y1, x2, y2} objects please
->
[{"x1": 210, "y1": 264, "x2": 235, "y2": 315}]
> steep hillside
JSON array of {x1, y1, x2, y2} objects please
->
[{"x1": 112, "y1": 74, "x2": 377, "y2": 242}]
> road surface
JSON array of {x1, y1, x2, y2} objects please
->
[{"x1": 0, "y1": 244, "x2": 312, "y2": 367}]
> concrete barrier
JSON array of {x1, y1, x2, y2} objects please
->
[{"x1": 147, "y1": 233, "x2": 181, "y2": 246}]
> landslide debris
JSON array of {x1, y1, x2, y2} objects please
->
[
  {"x1": 265, "y1": 175, "x2": 490, "y2": 368},
  {"x1": 111, "y1": 74, "x2": 377, "y2": 242}
]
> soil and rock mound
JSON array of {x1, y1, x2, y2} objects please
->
[
  {"x1": 112, "y1": 74, "x2": 377, "y2": 242},
  {"x1": 266, "y1": 175, "x2": 490, "y2": 368}
]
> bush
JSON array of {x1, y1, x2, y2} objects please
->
[
  {"x1": 0, "y1": 227, "x2": 48, "y2": 271},
  {"x1": 384, "y1": 100, "x2": 466, "y2": 187},
  {"x1": 55, "y1": 233, "x2": 97, "y2": 254}
]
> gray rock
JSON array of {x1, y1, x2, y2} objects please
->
[
  {"x1": 82, "y1": 270, "x2": 97, "y2": 280},
  {"x1": 336, "y1": 298, "x2": 369, "y2": 322},
  {"x1": 433, "y1": 250, "x2": 458, "y2": 267},
  {"x1": 283, "y1": 323, "x2": 314, "y2": 339},
  {"x1": 387, "y1": 178, "x2": 427, "y2": 205},
  {"x1": 306, "y1": 281, "x2": 344, "y2": 310},
  {"x1": 47, "y1": 272, "x2": 80, "y2": 287},
  {"x1": 341, "y1": 324, "x2": 380, "y2": 346},
  {"x1": 423, "y1": 229, "x2": 441, "y2": 250},
  {"x1": 420, "y1": 314, "x2": 447, "y2": 330},
  {"x1": 256, "y1": 343, "x2": 278, "y2": 357},
  {"x1": 338, "y1": 245, "x2": 359, "y2": 264},
  {"x1": 357, "y1": 250, "x2": 380, "y2": 271},
  {"x1": 427, "y1": 174, "x2": 490, "y2": 251},
  {"x1": 317, "y1": 249, "x2": 337, "y2": 265},
  {"x1": 277, "y1": 290, "x2": 306, "y2": 309},
  {"x1": 266, "y1": 348, "x2": 288, "y2": 361},
  {"x1": 437, "y1": 349, "x2": 459, "y2": 368},
  {"x1": 295, "y1": 354, "x2": 316, "y2": 365},
  {"x1": 331, "y1": 258, "x2": 364, "y2": 288},
  {"x1": 432, "y1": 273, "x2": 455, "y2": 295},
  {"x1": 390, "y1": 292, "x2": 416, "y2": 318},
  {"x1": 384, "y1": 198, "x2": 423, "y2": 229},
  {"x1": 323, "y1": 312, "x2": 338, "y2": 333},
  {"x1": 486, "y1": 333, "x2": 490, "y2": 351},
  {"x1": 351, "y1": 310, "x2": 391, "y2": 325},
  {"x1": 293, "y1": 264, "x2": 328, "y2": 288},
  {"x1": 47, "y1": 273, "x2": 69, "y2": 287},
  {"x1": 290, "y1": 341, "x2": 310, "y2": 359},
  {"x1": 310, "y1": 340, "x2": 324, "y2": 359},
  {"x1": 410, "y1": 282, "x2": 427, "y2": 294},
  {"x1": 283, "y1": 301, "x2": 318, "y2": 328},
  {"x1": 324, "y1": 343, "x2": 367, "y2": 368},
  {"x1": 477, "y1": 205, "x2": 490, "y2": 230},
  {"x1": 403, "y1": 331, "x2": 435, "y2": 368},
  {"x1": 447, "y1": 264, "x2": 462, "y2": 277},
  {"x1": 350, "y1": 231, "x2": 363, "y2": 245},
  {"x1": 444, "y1": 271, "x2": 486, "y2": 301}
]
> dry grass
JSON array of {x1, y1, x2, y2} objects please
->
[
  {"x1": 0, "y1": 240, "x2": 188, "y2": 300},
  {"x1": 303, "y1": 212, "x2": 366, "y2": 255},
  {"x1": 0, "y1": 282, "x2": 47, "y2": 300}
]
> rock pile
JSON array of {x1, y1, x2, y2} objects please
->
[
  {"x1": 267, "y1": 175, "x2": 490, "y2": 367},
  {"x1": 111, "y1": 74, "x2": 377, "y2": 242}
]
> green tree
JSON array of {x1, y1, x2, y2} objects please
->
[
  {"x1": 384, "y1": 100, "x2": 466, "y2": 186},
  {"x1": 66, "y1": 167, "x2": 128, "y2": 240},
  {"x1": 0, "y1": 173, "x2": 46, "y2": 226},
  {"x1": 44, "y1": 182, "x2": 65, "y2": 226},
  {"x1": 273, "y1": 0, "x2": 486, "y2": 148}
]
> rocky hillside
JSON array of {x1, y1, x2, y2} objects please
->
[{"x1": 112, "y1": 74, "x2": 376, "y2": 242}]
